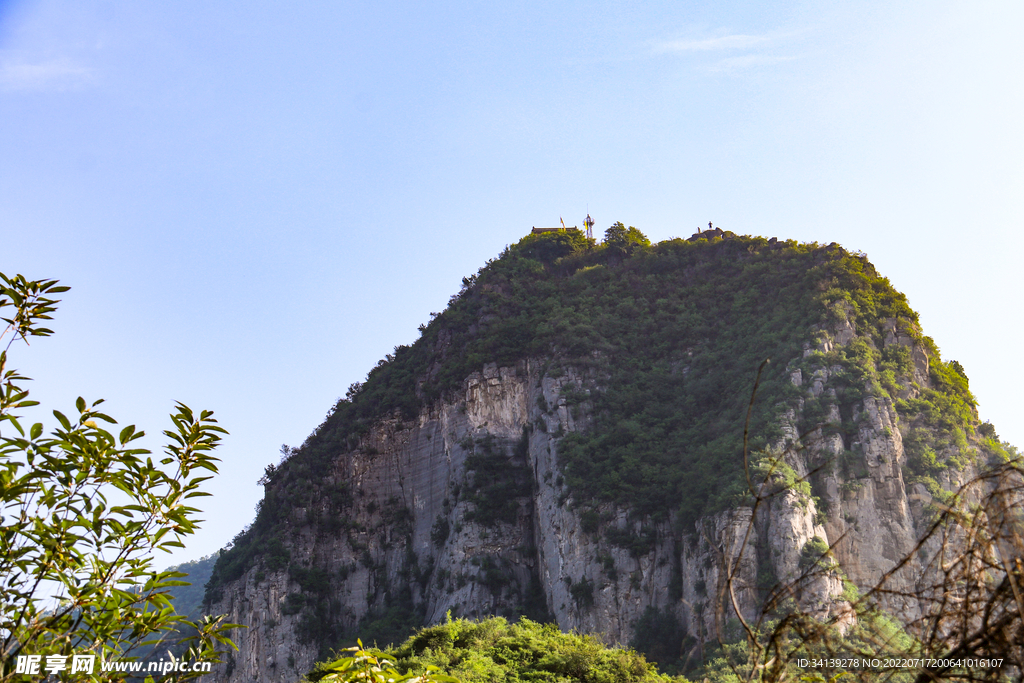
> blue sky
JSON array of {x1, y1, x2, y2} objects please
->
[{"x1": 2, "y1": 1, "x2": 1022, "y2": 568}]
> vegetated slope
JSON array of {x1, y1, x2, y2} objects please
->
[
  {"x1": 207, "y1": 228, "x2": 978, "y2": 601},
  {"x1": 201, "y1": 227, "x2": 1012, "y2": 683}
]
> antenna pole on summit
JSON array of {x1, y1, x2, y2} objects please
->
[{"x1": 584, "y1": 213, "x2": 594, "y2": 240}]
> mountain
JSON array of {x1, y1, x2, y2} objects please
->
[
  {"x1": 202, "y1": 227, "x2": 1006, "y2": 682},
  {"x1": 165, "y1": 554, "x2": 219, "y2": 620}
]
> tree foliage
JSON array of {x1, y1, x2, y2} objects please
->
[
  {"x1": 603, "y1": 221, "x2": 651, "y2": 253},
  {"x1": 0, "y1": 273, "x2": 237, "y2": 682}
]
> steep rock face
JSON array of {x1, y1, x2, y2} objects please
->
[{"x1": 209, "y1": 322, "x2": 961, "y2": 683}]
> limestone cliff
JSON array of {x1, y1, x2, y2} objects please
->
[{"x1": 203, "y1": 231, "x2": 999, "y2": 682}]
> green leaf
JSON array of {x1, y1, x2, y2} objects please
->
[
  {"x1": 8, "y1": 415, "x2": 24, "y2": 436},
  {"x1": 53, "y1": 410, "x2": 72, "y2": 431},
  {"x1": 119, "y1": 424, "x2": 137, "y2": 444}
]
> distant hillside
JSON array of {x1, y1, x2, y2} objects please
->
[
  {"x1": 166, "y1": 554, "x2": 217, "y2": 617},
  {"x1": 129, "y1": 554, "x2": 218, "y2": 669}
]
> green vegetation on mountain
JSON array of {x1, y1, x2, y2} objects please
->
[
  {"x1": 307, "y1": 615, "x2": 685, "y2": 683},
  {"x1": 206, "y1": 225, "x2": 981, "y2": 602},
  {"x1": 302, "y1": 611, "x2": 938, "y2": 683}
]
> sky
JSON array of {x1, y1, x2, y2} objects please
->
[{"x1": 2, "y1": 0, "x2": 1022, "y2": 569}]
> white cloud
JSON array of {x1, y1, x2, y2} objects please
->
[{"x1": 0, "y1": 58, "x2": 94, "y2": 91}]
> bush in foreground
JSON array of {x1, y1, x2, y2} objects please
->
[{"x1": 308, "y1": 615, "x2": 688, "y2": 683}]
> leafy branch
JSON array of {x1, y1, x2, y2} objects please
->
[{"x1": 0, "y1": 273, "x2": 239, "y2": 682}]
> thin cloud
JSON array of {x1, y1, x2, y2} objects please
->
[
  {"x1": 656, "y1": 33, "x2": 771, "y2": 53},
  {"x1": 0, "y1": 58, "x2": 94, "y2": 91},
  {"x1": 651, "y1": 27, "x2": 808, "y2": 73}
]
